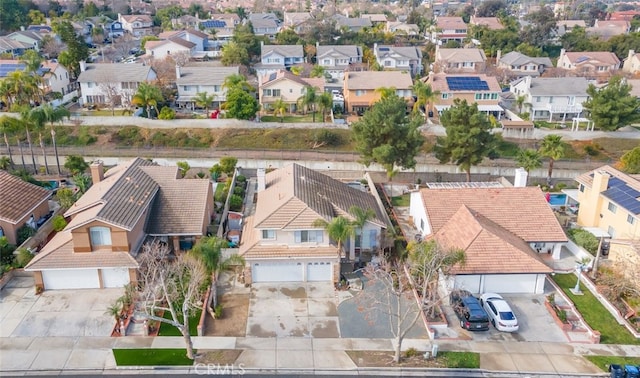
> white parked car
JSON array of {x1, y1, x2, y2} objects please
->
[{"x1": 479, "y1": 293, "x2": 519, "y2": 332}]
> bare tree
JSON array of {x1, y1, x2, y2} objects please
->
[
  {"x1": 171, "y1": 51, "x2": 192, "y2": 67},
  {"x1": 112, "y1": 34, "x2": 138, "y2": 60},
  {"x1": 98, "y1": 78, "x2": 123, "y2": 115},
  {"x1": 137, "y1": 241, "x2": 207, "y2": 360}
]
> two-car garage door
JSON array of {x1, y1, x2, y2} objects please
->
[
  {"x1": 454, "y1": 274, "x2": 544, "y2": 294},
  {"x1": 41, "y1": 268, "x2": 130, "y2": 290},
  {"x1": 252, "y1": 261, "x2": 332, "y2": 283}
]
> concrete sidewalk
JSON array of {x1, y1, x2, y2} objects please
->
[{"x1": 3, "y1": 334, "x2": 636, "y2": 375}]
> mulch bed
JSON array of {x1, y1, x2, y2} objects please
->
[
  {"x1": 195, "y1": 350, "x2": 243, "y2": 365},
  {"x1": 347, "y1": 350, "x2": 451, "y2": 368}
]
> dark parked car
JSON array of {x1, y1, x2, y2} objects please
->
[{"x1": 450, "y1": 289, "x2": 490, "y2": 331}]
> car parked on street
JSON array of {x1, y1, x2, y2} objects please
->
[
  {"x1": 479, "y1": 293, "x2": 520, "y2": 332},
  {"x1": 450, "y1": 289, "x2": 490, "y2": 331}
]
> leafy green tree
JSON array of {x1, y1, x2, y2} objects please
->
[
  {"x1": 515, "y1": 149, "x2": 542, "y2": 184},
  {"x1": 310, "y1": 65, "x2": 326, "y2": 78},
  {"x1": 0, "y1": 156, "x2": 11, "y2": 170},
  {"x1": 583, "y1": 76, "x2": 640, "y2": 131},
  {"x1": 352, "y1": 94, "x2": 424, "y2": 179},
  {"x1": 219, "y1": 157, "x2": 237, "y2": 175},
  {"x1": 313, "y1": 216, "x2": 354, "y2": 260},
  {"x1": 64, "y1": 155, "x2": 89, "y2": 175},
  {"x1": 222, "y1": 74, "x2": 254, "y2": 92},
  {"x1": 618, "y1": 146, "x2": 640, "y2": 174},
  {"x1": 560, "y1": 26, "x2": 602, "y2": 52},
  {"x1": 297, "y1": 85, "x2": 318, "y2": 120},
  {"x1": 191, "y1": 236, "x2": 245, "y2": 314},
  {"x1": 56, "y1": 188, "x2": 76, "y2": 208},
  {"x1": 73, "y1": 173, "x2": 92, "y2": 194},
  {"x1": 538, "y1": 134, "x2": 565, "y2": 181},
  {"x1": 158, "y1": 107, "x2": 175, "y2": 120},
  {"x1": 475, "y1": 0, "x2": 508, "y2": 17},
  {"x1": 0, "y1": 0, "x2": 33, "y2": 33},
  {"x1": 520, "y1": 7, "x2": 557, "y2": 48},
  {"x1": 194, "y1": 91, "x2": 216, "y2": 117},
  {"x1": 275, "y1": 28, "x2": 302, "y2": 45},
  {"x1": 232, "y1": 23, "x2": 262, "y2": 60},
  {"x1": 434, "y1": 99, "x2": 497, "y2": 182},
  {"x1": 53, "y1": 20, "x2": 89, "y2": 78},
  {"x1": 132, "y1": 83, "x2": 163, "y2": 119},
  {"x1": 176, "y1": 161, "x2": 190, "y2": 178},
  {"x1": 221, "y1": 41, "x2": 249, "y2": 66},
  {"x1": 140, "y1": 36, "x2": 160, "y2": 50},
  {"x1": 154, "y1": 5, "x2": 185, "y2": 29},
  {"x1": 272, "y1": 98, "x2": 287, "y2": 122},
  {"x1": 223, "y1": 88, "x2": 259, "y2": 120}
]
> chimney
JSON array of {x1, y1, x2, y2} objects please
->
[
  {"x1": 175, "y1": 65, "x2": 181, "y2": 79},
  {"x1": 629, "y1": 49, "x2": 636, "y2": 59},
  {"x1": 257, "y1": 168, "x2": 266, "y2": 192},
  {"x1": 582, "y1": 170, "x2": 611, "y2": 226},
  {"x1": 79, "y1": 60, "x2": 87, "y2": 72},
  {"x1": 20, "y1": 26, "x2": 25, "y2": 31},
  {"x1": 514, "y1": 167, "x2": 528, "y2": 187},
  {"x1": 560, "y1": 48, "x2": 566, "y2": 58},
  {"x1": 496, "y1": 49, "x2": 502, "y2": 65},
  {"x1": 90, "y1": 160, "x2": 104, "y2": 184},
  {"x1": 524, "y1": 75, "x2": 532, "y2": 88}
]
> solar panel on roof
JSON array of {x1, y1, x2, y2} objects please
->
[
  {"x1": 446, "y1": 76, "x2": 490, "y2": 91},
  {"x1": 575, "y1": 56, "x2": 589, "y2": 63},
  {"x1": 201, "y1": 20, "x2": 226, "y2": 28},
  {"x1": 379, "y1": 47, "x2": 389, "y2": 51}
]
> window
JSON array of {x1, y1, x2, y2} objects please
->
[
  {"x1": 535, "y1": 96, "x2": 541, "y2": 103},
  {"x1": 462, "y1": 62, "x2": 473, "y2": 67},
  {"x1": 213, "y1": 85, "x2": 221, "y2": 92},
  {"x1": 87, "y1": 82, "x2": 95, "y2": 88},
  {"x1": 294, "y1": 230, "x2": 323, "y2": 243},
  {"x1": 272, "y1": 89, "x2": 281, "y2": 97},
  {"x1": 90, "y1": 226, "x2": 112, "y2": 247},
  {"x1": 608, "y1": 202, "x2": 617, "y2": 213},
  {"x1": 475, "y1": 93, "x2": 482, "y2": 100},
  {"x1": 384, "y1": 60, "x2": 392, "y2": 67},
  {"x1": 122, "y1": 82, "x2": 138, "y2": 90},
  {"x1": 262, "y1": 89, "x2": 272, "y2": 96},
  {"x1": 597, "y1": 66, "x2": 607, "y2": 72},
  {"x1": 490, "y1": 93, "x2": 498, "y2": 100},
  {"x1": 356, "y1": 90, "x2": 366, "y2": 96},
  {"x1": 628, "y1": 214, "x2": 636, "y2": 225},
  {"x1": 262, "y1": 230, "x2": 276, "y2": 239},
  {"x1": 323, "y1": 59, "x2": 331, "y2": 65},
  {"x1": 183, "y1": 86, "x2": 193, "y2": 91},
  {"x1": 441, "y1": 93, "x2": 450, "y2": 99},
  {"x1": 579, "y1": 184, "x2": 584, "y2": 192}
]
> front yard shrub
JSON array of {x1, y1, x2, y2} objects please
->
[
  {"x1": 233, "y1": 186, "x2": 244, "y2": 196},
  {"x1": 404, "y1": 347, "x2": 419, "y2": 358},
  {"x1": 236, "y1": 175, "x2": 246, "y2": 183},
  {"x1": 229, "y1": 195, "x2": 243, "y2": 212},
  {"x1": 158, "y1": 107, "x2": 176, "y2": 120},
  {"x1": 312, "y1": 129, "x2": 340, "y2": 147},
  {"x1": 567, "y1": 229, "x2": 599, "y2": 255},
  {"x1": 219, "y1": 157, "x2": 237, "y2": 175},
  {"x1": 214, "y1": 304, "x2": 223, "y2": 319},
  {"x1": 16, "y1": 225, "x2": 36, "y2": 245},
  {"x1": 0, "y1": 236, "x2": 16, "y2": 265},
  {"x1": 16, "y1": 248, "x2": 33, "y2": 267},
  {"x1": 52, "y1": 215, "x2": 67, "y2": 232}
]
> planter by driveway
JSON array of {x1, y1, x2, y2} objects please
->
[{"x1": 246, "y1": 282, "x2": 339, "y2": 338}]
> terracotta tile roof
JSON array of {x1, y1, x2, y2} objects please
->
[
  {"x1": 564, "y1": 51, "x2": 621, "y2": 66},
  {"x1": 0, "y1": 171, "x2": 51, "y2": 224},
  {"x1": 420, "y1": 187, "x2": 567, "y2": 242},
  {"x1": 25, "y1": 230, "x2": 138, "y2": 270},
  {"x1": 262, "y1": 69, "x2": 324, "y2": 90},
  {"x1": 470, "y1": 16, "x2": 504, "y2": 30},
  {"x1": 436, "y1": 16, "x2": 466, "y2": 30},
  {"x1": 436, "y1": 47, "x2": 487, "y2": 63},
  {"x1": 254, "y1": 164, "x2": 386, "y2": 229},
  {"x1": 434, "y1": 205, "x2": 552, "y2": 274}
]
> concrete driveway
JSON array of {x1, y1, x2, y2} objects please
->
[
  {"x1": 1, "y1": 275, "x2": 122, "y2": 338},
  {"x1": 246, "y1": 282, "x2": 339, "y2": 338}
]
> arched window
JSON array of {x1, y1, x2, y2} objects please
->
[{"x1": 90, "y1": 226, "x2": 112, "y2": 247}]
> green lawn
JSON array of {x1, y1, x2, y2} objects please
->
[
  {"x1": 157, "y1": 310, "x2": 201, "y2": 336},
  {"x1": 260, "y1": 114, "x2": 319, "y2": 123},
  {"x1": 551, "y1": 274, "x2": 640, "y2": 345},
  {"x1": 391, "y1": 194, "x2": 410, "y2": 207},
  {"x1": 113, "y1": 348, "x2": 195, "y2": 366},
  {"x1": 439, "y1": 352, "x2": 480, "y2": 368},
  {"x1": 584, "y1": 355, "x2": 640, "y2": 371}
]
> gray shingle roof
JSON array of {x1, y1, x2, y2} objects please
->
[
  {"x1": 176, "y1": 65, "x2": 239, "y2": 86},
  {"x1": 317, "y1": 45, "x2": 361, "y2": 59},
  {"x1": 262, "y1": 44, "x2": 304, "y2": 58},
  {"x1": 77, "y1": 63, "x2": 155, "y2": 83},
  {"x1": 500, "y1": 51, "x2": 552, "y2": 67},
  {"x1": 529, "y1": 77, "x2": 590, "y2": 96}
]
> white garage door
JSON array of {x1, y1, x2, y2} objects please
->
[
  {"x1": 483, "y1": 274, "x2": 538, "y2": 294},
  {"x1": 306, "y1": 262, "x2": 332, "y2": 281},
  {"x1": 252, "y1": 262, "x2": 304, "y2": 282},
  {"x1": 42, "y1": 269, "x2": 100, "y2": 290},
  {"x1": 455, "y1": 275, "x2": 482, "y2": 293},
  {"x1": 101, "y1": 268, "x2": 130, "y2": 288}
]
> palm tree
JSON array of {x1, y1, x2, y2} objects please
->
[
  {"x1": 375, "y1": 86, "x2": 397, "y2": 101},
  {"x1": 131, "y1": 83, "x2": 163, "y2": 119},
  {"x1": 316, "y1": 92, "x2": 333, "y2": 122},
  {"x1": 26, "y1": 107, "x2": 49, "y2": 174},
  {"x1": 191, "y1": 236, "x2": 245, "y2": 318},
  {"x1": 18, "y1": 107, "x2": 38, "y2": 173},
  {"x1": 0, "y1": 115, "x2": 20, "y2": 170},
  {"x1": 0, "y1": 156, "x2": 11, "y2": 170},
  {"x1": 349, "y1": 206, "x2": 376, "y2": 261},
  {"x1": 515, "y1": 149, "x2": 542, "y2": 185},
  {"x1": 41, "y1": 105, "x2": 70, "y2": 175},
  {"x1": 516, "y1": 95, "x2": 526, "y2": 114},
  {"x1": 272, "y1": 98, "x2": 287, "y2": 122},
  {"x1": 313, "y1": 216, "x2": 354, "y2": 260},
  {"x1": 538, "y1": 134, "x2": 565, "y2": 183},
  {"x1": 194, "y1": 91, "x2": 216, "y2": 118},
  {"x1": 310, "y1": 65, "x2": 326, "y2": 78},
  {"x1": 73, "y1": 173, "x2": 92, "y2": 194},
  {"x1": 298, "y1": 86, "x2": 318, "y2": 121},
  {"x1": 411, "y1": 80, "x2": 440, "y2": 116},
  {"x1": 222, "y1": 74, "x2": 253, "y2": 92}
]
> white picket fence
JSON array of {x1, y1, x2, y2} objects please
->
[{"x1": 49, "y1": 90, "x2": 78, "y2": 108}]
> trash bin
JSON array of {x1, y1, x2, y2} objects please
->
[
  {"x1": 625, "y1": 365, "x2": 639, "y2": 378},
  {"x1": 608, "y1": 364, "x2": 623, "y2": 378}
]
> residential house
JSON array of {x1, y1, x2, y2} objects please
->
[
  {"x1": 0, "y1": 170, "x2": 52, "y2": 246},
  {"x1": 145, "y1": 38, "x2": 196, "y2": 61},
  {"x1": 343, "y1": 70, "x2": 413, "y2": 114},
  {"x1": 255, "y1": 43, "x2": 304, "y2": 85},
  {"x1": 425, "y1": 72, "x2": 503, "y2": 118},
  {"x1": 409, "y1": 186, "x2": 567, "y2": 294},
  {"x1": 608, "y1": 10, "x2": 640, "y2": 21},
  {"x1": 587, "y1": 20, "x2": 630, "y2": 40},
  {"x1": 432, "y1": 16, "x2": 467, "y2": 44},
  {"x1": 469, "y1": 16, "x2": 504, "y2": 30},
  {"x1": 239, "y1": 164, "x2": 387, "y2": 283},
  {"x1": 283, "y1": 12, "x2": 313, "y2": 33},
  {"x1": 362, "y1": 14, "x2": 388, "y2": 26},
  {"x1": 434, "y1": 46, "x2": 487, "y2": 73},
  {"x1": 316, "y1": 44, "x2": 362, "y2": 81},
  {"x1": 0, "y1": 37, "x2": 33, "y2": 57},
  {"x1": 171, "y1": 14, "x2": 200, "y2": 29},
  {"x1": 41, "y1": 60, "x2": 73, "y2": 95},
  {"x1": 118, "y1": 14, "x2": 153, "y2": 37},
  {"x1": 373, "y1": 43, "x2": 423, "y2": 77},
  {"x1": 77, "y1": 61, "x2": 157, "y2": 106},
  {"x1": 105, "y1": 21, "x2": 125, "y2": 39},
  {"x1": 175, "y1": 64, "x2": 240, "y2": 109},
  {"x1": 158, "y1": 29, "x2": 208, "y2": 51},
  {"x1": 386, "y1": 22, "x2": 420, "y2": 36},
  {"x1": 204, "y1": 14, "x2": 240, "y2": 46},
  {"x1": 556, "y1": 49, "x2": 621, "y2": 78},
  {"x1": 7, "y1": 30, "x2": 44, "y2": 52},
  {"x1": 510, "y1": 76, "x2": 590, "y2": 121},
  {"x1": 622, "y1": 49, "x2": 640, "y2": 75},
  {"x1": 24, "y1": 158, "x2": 214, "y2": 290},
  {"x1": 27, "y1": 25, "x2": 52, "y2": 34},
  {"x1": 575, "y1": 165, "x2": 640, "y2": 240},
  {"x1": 259, "y1": 69, "x2": 324, "y2": 113},
  {"x1": 556, "y1": 20, "x2": 586, "y2": 37},
  {"x1": 497, "y1": 51, "x2": 553, "y2": 78},
  {"x1": 333, "y1": 14, "x2": 372, "y2": 32},
  {"x1": 248, "y1": 13, "x2": 281, "y2": 40}
]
